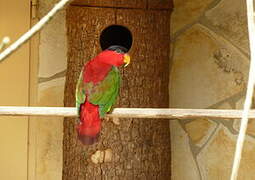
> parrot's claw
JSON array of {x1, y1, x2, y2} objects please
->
[
  {"x1": 112, "y1": 117, "x2": 120, "y2": 125},
  {"x1": 104, "y1": 117, "x2": 110, "y2": 122},
  {"x1": 103, "y1": 117, "x2": 120, "y2": 125}
]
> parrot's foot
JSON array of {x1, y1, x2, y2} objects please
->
[
  {"x1": 103, "y1": 117, "x2": 120, "y2": 125},
  {"x1": 104, "y1": 117, "x2": 110, "y2": 122},
  {"x1": 112, "y1": 117, "x2": 120, "y2": 125}
]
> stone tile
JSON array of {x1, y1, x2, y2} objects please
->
[
  {"x1": 184, "y1": 118, "x2": 217, "y2": 147},
  {"x1": 170, "y1": 24, "x2": 249, "y2": 108},
  {"x1": 236, "y1": 97, "x2": 245, "y2": 109},
  {"x1": 36, "y1": 77, "x2": 65, "y2": 180},
  {"x1": 204, "y1": 0, "x2": 248, "y2": 54},
  {"x1": 38, "y1": 0, "x2": 67, "y2": 77},
  {"x1": 171, "y1": 120, "x2": 201, "y2": 180},
  {"x1": 171, "y1": 0, "x2": 214, "y2": 34},
  {"x1": 216, "y1": 102, "x2": 232, "y2": 109},
  {"x1": 38, "y1": 0, "x2": 61, "y2": 16},
  {"x1": 246, "y1": 120, "x2": 255, "y2": 137},
  {"x1": 233, "y1": 119, "x2": 255, "y2": 138},
  {"x1": 38, "y1": 77, "x2": 65, "y2": 106},
  {"x1": 36, "y1": 117, "x2": 63, "y2": 180},
  {"x1": 197, "y1": 125, "x2": 255, "y2": 179}
]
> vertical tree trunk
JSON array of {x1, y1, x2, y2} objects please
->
[{"x1": 63, "y1": 4, "x2": 172, "y2": 179}]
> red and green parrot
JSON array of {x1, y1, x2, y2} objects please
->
[{"x1": 75, "y1": 45, "x2": 131, "y2": 145}]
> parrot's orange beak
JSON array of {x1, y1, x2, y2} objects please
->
[{"x1": 123, "y1": 54, "x2": 130, "y2": 67}]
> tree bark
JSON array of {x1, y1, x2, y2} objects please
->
[
  {"x1": 71, "y1": 0, "x2": 147, "y2": 9},
  {"x1": 63, "y1": 4, "x2": 171, "y2": 180}
]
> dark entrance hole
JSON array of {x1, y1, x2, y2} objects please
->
[{"x1": 100, "y1": 25, "x2": 133, "y2": 53}]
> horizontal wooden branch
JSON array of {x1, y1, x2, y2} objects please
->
[{"x1": 0, "y1": 106, "x2": 255, "y2": 119}]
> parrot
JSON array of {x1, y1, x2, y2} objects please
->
[{"x1": 75, "y1": 45, "x2": 131, "y2": 145}]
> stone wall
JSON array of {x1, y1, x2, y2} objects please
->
[
  {"x1": 33, "y1": 0, "x2": 67, "y2": 179},
  {"x1": 33, "y1": 0, "x2": 254, "y2": 179},
  {"x1": 170, "y1": 0, "x2": 255, "y2": 179}
]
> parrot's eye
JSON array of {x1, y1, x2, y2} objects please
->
[{"x1": 115, "y1": 49, "x2": 122, "y2": 54}]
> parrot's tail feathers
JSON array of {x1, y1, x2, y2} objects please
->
[
  {"x1": 78, "y1": 133, "x2": 100, "y2": 145},
  {"x1": 77, "y1": 101, "x2": 101, "y2": 145}
]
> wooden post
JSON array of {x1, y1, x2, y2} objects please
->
[{"x1": 63, "y1": 1, "x2": 173, "y2": 179}]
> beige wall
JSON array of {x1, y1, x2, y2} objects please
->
[
  {"x1": 170, "y1": 0, "x2": 253, "y2": 179},
  {"x1": 0, "y1": 0, "x2": 30, "y2": 179}
]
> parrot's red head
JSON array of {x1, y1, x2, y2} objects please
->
[{"x1": 97, "y1": 45, "x2": 131, "y2": 67}]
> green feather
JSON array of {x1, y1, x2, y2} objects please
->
[
  {"x1": 75, "y1": 69, "x2": 86, "y2": 115},
  {"x1": 89, "y1": 67, "x2": 120, "y2": 117},
  {"x1": 75, "y1": 66, "x2": 121, "y2": 118}
]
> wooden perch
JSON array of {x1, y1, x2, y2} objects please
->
[{"x1": 0, "y1": 106, "x2": 255, "y2": 119}]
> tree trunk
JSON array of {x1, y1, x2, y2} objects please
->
[{"x1": 63, "y1": 3, "x2": 172, "y2": 179}]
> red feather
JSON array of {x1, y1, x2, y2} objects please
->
[
  {"x1": 77, "y1": 101, "x2": 101, "y2": 145},
  {"x1": 84, "y1": 51, "x2": 124, "y2": 84}
]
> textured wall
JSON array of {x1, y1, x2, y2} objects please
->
[
  {"x1": 170, "y1": 0, "x2": 254, "y2": 179},
  {"x1": 33, "y1": 0, "x2": 67, "y2": 179}
]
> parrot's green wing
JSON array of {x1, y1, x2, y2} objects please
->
[
  {"x1": 88, "y1": 66, "x2": 121, "y2": 117},
  {"x1": 76, "y1": 69, "x2": 86, "y2": 115}
]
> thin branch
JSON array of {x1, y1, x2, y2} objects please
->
[
  {"x1": 0, "y1": 0, "x2": 71, "y2": 62},
  {"x1": 230, "y1": 0, "x2": 255, "y2": 179},
  {"x1": 1, "y1": 107, "x2": 255, "y2": 119}
]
